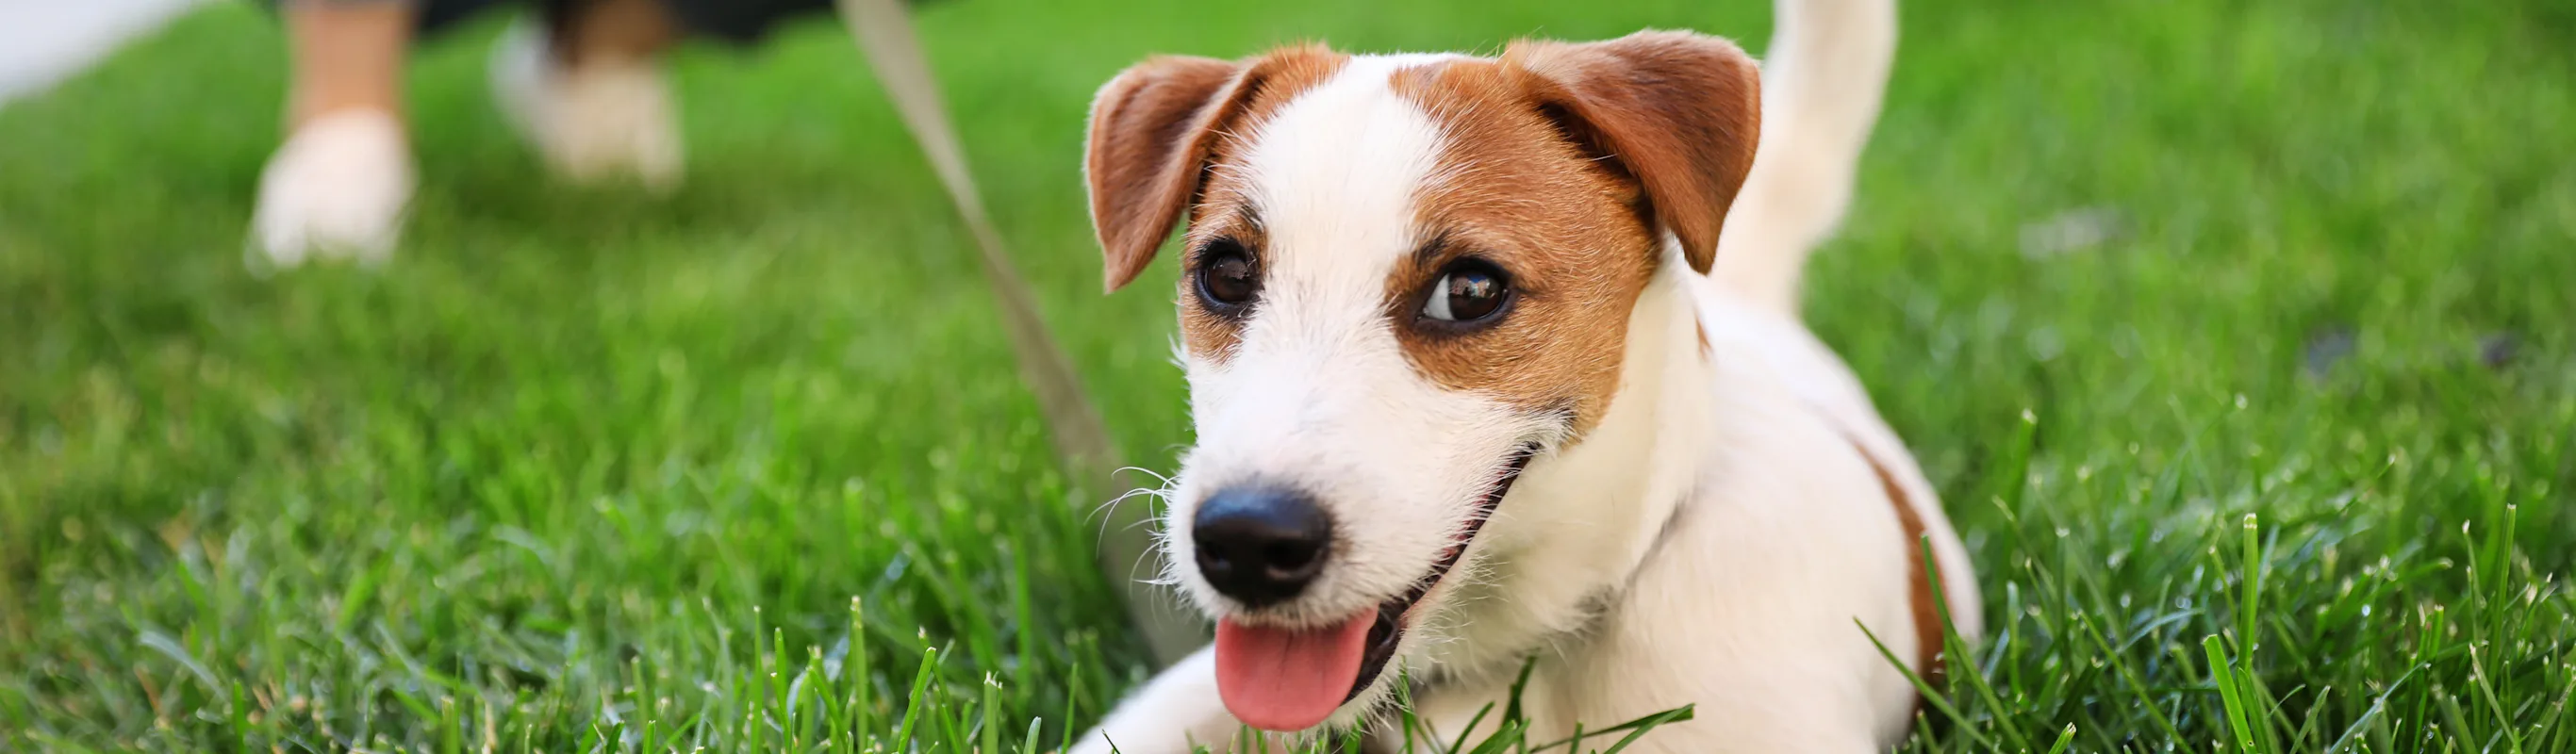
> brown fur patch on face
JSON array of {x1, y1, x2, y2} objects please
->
[
  {"x1": 1172, "y1": 47, "x2": 1349, "y2": 365},
  {"x1": 1384, "y1": 57, "x2": 1661, "y2": 436}
]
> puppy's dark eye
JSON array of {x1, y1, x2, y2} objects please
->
[
  {"x1": 1421, "y1": 261, "x2": 1510, "y2": 323},
  {"x1": 1195, "y1": 240, "x2": 1259, "y2": 309}
]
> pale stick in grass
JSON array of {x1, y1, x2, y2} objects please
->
[{"x1": 833, "y1": 0, "x2": 1208, "y2": 667}]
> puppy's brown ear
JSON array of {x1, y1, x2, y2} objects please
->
[
  {"x1": 1084, "y1": 56, "x2": 1240, "y2": 292},
  {"x1": 1085, "y1": 46, "x2": 1347, "y2": 292},
  {"x1": 1504, "y1": 30, "x2": 1761, "y2": 274}
]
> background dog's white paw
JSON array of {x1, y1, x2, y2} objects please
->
[
  {"x1": 490, "y1": 22, "x2": 683, "y2": 191},
  {"x1": 249, "y1": 108, "x2": 415, "y2": 268}
]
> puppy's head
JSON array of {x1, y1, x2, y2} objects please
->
[{"x1": 1085, "y1": 32, "x2": 1759, "y2": 731}]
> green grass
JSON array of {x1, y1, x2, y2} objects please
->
[{"x1": 2, "y1": 0, "x2": 2571, "y2": 750}]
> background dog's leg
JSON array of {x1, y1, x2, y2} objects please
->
[
  {"x1": 283, "y1": 1, "x2": 413, "y2": 126},
  {"x1": 492, "y1": 0, "x2": 684, "y2": 189},
  {"x1": 251, "y1": 0, "x2": 419, "y2": 267},
  {"x1": 552, "y1": 0, "x2": 679, "y2": 64}
]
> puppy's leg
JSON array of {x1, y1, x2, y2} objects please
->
[
  {"x1": 491, "y1": 0, "x2": 683, "y2": 189},
  {"x1": 1070, "y1": 647, "x2": 1281, "y2": 754},
  {"x1": 251, "y1": 0, "x2": 418, "y2": 266}
]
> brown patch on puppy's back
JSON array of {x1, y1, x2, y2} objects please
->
[
  {"x1": 1385, "y1": 57, "x2": 1660, "y2": 437},
  {"x1": 1852, "y1": 438, "x2": 1948, "y2": 694}
]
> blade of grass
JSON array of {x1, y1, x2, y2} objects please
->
[{"x1": 2205, "y1": 635, "x2": 2256, "y2": 754}]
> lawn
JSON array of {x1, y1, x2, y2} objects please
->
[{"x1": 2, "y1": 0, "x2": 2572, "y2": 750}]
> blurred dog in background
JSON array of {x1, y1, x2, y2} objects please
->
[{"x1": 249, "y1": 0, "x2": 836, "y2": 265}]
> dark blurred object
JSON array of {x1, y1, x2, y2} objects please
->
[
  {"x1": 274, "y1": 0, "x2": 851, "y2": 42},
  {"x1": 2479, "y1": 332, "x2": 2519, "y2": 370},
  {"x1": 2303, "y1": 327, "x2": 2355, "y2": 377}
]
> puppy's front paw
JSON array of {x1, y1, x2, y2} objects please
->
[{"x1": 250, "y1": 109, "x2": 415, "y2": 268}]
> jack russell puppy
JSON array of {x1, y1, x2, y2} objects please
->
[{"x1": 1073, "y1": 0, "x2": 1980, "y2": 750}]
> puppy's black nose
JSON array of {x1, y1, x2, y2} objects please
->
[{"x1": 1192, "y1": 487, "x2": 1332, "y2": 608}]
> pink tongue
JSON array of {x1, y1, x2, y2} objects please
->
[{"x1": 1214, "y1": 612, "x2": 1376, "y2": 731}]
